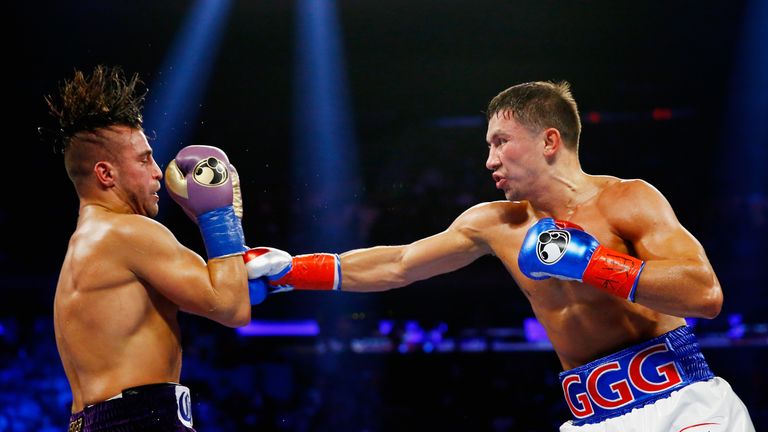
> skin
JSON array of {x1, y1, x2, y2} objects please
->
[
  {"x1": 54, "y1": 125, "x2": 250, "y2": 412},
  {"x1": 339, "y1": 111, "x2": 722, "y2": 370}
]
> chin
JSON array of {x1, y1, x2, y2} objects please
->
[{"x1": 146, "y1": 205, "x2": 159, "y2": 218}]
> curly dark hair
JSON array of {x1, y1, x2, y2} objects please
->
[{"x1": 45, "y1": 65, "x2": 147, "y2": 149}]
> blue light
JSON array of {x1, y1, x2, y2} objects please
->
[
  {"x1": 718, "y1": 0, "x2": 768, "y2": 316},
  {"x1": 236, "y1": 320, "x2": 320, "y2": 337},
  {"x1": 144, "y1": 0, "x2": 233, "y2": 173},
  {"x1": 378, "y1": 319, "x2": 394, "y2": 335},
  {"x1": 402, "y1": 321, "x2": 425, "y2": 344},
  {"x1": 728, "y1": 314, "x2": 746, "y2": 340},
  {"x1": 523, "y1": 317, "x2": 550, "y2": 343},
  {"x1": 291, "y1": 0, "x2": 362, "y2": 252}
]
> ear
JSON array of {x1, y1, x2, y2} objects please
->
[
  {"x1": 94, "y1": 161, "x2": 116, "y2": 187},
  {"x1": 542, "y1": 128, "x2": 562, "y2": 157}
]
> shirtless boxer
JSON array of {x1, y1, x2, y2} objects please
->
[
  {"x1": 48, "y1": 65, "x2": 251, "y2": 431},
  {"x1": 244, "y1": 82, "x2": 755, "y2": 430}
]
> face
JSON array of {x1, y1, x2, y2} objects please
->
[
  {"x1": 485, "y1": 111, "x2": 545, "y2": 201},
  {"x1": 111, "y1": 127, "x2": 163, "y2": 217}
]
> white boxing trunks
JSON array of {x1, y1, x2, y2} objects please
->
[{"x1": 558, "y1": 326, "x2": 755, "y2": 432}]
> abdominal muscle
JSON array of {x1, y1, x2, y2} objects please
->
[{"x1": 523, "y1": 280, "x2": 686, "y2": 370}]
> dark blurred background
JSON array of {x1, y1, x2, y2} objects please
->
[{"x1": 3, "y1": 0, "x2": 767, "y2": 431}]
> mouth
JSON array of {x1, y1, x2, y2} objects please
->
[{"x1": 492, "y1": 174, "x2": 507, "y2": 189}]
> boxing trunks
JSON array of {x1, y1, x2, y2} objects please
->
[
  {"x1": 68, "y1": 383, "x2": 195, "y2": 432},
  {"x1": 558, "y1": 326, "x2": 755, "y2": 431}
]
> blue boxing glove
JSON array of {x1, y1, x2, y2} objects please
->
[
  {"x1": 248, "y1": 278, "x2": 269, "y2": 305},
  {"x1": 518, "y1": 218, "x2": 645, "y2": 301}
]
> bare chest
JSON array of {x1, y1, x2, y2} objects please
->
[{"x1": 489, "y1": 209, "x2": 630, "y2": 303}]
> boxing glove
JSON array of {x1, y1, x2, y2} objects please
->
[
  {"x1": 242, "y1": 247, "x2": 341, "y2": 294},
  {"x1": 165, "y1": 145, "x2": 246, "y2": 259},
  {"x1": 518, "y1": 218, "x2": 645, "y2": 301}
]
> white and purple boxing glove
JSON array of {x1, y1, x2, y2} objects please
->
[{"x1": 164, "y1": 145, "x2": 247, "y2": 259}]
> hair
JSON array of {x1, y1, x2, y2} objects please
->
[
  {"x1": 486, "y1": 81, "x2": 581, "y2": 151},
  {"x1": 45, "y1": 65, "x2": 147, "y2": 186}
]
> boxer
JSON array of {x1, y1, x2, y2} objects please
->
[
  {"x1": 243, "y1": 81, "x2": 755, "y2": 431},
  {"x1": 48, "y1": 65, "x2": 251, "y2": 431}
]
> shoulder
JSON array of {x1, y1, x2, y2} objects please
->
[
  {"x1": 71, "y1": 212, "x2": 183, "y2": 273},
  {"x1": 596, "y1": 178, "x2": 673, "y2": 216},
  {"x1": 112, "y1": 213, "x2": 175, "y2": 238},
  {"x1": 597, "y1": 178, "x2": 665, "y2": 202},
  {"x1": 595, "y1": 178, "x2": 679, "y2": 239},
  {"x1": 107, "y1": 214, "x2": 181, "y2": 254},
  {"x1": 451, "y1": 200, "x2": 532, "y2": 236}
]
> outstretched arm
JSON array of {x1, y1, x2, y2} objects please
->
[
  {"x1": 245, "y1": 205, "x2": 494, "y2": 294},
  {"x1": 340, "y1": 224, "x2": 490, "y2": 291}
]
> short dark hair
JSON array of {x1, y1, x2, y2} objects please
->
[
  {"x1": 45, "y1": 65, "x2": 146, "y2": 150},
  {"x1": 487, "y1": 81, "x2": 581, "y2": 150}
]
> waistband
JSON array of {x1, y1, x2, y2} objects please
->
[
  {"x1": 68, "y1": 383, "x2": 194, "y2": 432},
  {"x1": 559, "y1": 325, "x2": 713, "y2": 426}
]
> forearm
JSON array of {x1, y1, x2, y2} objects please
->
[
  {"x1": 519, "y1": 218, "x2": 722, "y2": 319},
  {"x1": 632, "y1": 259, "x2": 722, "y2": 318},
  {"x1": 206, "y1": 257, "x2": 251, "y2": 327},
  {"x1": 340, "y1": 246, "x2": 411, "y2": 292},
  {"x1": 245, "y1": 225, "x2": 484, "y2": 296}
]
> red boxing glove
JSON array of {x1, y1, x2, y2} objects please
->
[
  {"x1": 582, "y1": 246, "x2": 645, "y2": 300},
  {"x1": 556, "y1": 220, "x2": 645, "y2": 299},
  {"x1": 243, "y1": 247, "x2": 341, "y2": 293}
]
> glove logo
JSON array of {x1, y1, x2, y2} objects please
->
[
  {"x1": 193, "y1": 157, "x2": 228, "y2": 187},
  {"x1": 537, "y1": 229, "x2": 570, "y2": 265}
]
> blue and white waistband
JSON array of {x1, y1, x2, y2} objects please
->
[{"x1": 559, "y1": 325, "x2": 713, "y2": 425}]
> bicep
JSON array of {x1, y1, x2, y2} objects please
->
[
  {"x1": 633, "y1": 222, "x2": 709, "y2": 264},
  {"x1": 123, "y1": 222, "x2": 243, "y2": 316},
  {"x1": 401, "y1": 226, "x2": 489, "y2": 282},
  {"x1": 608, "y1": 181, "x2": 721, "y2": 316},
  {"x1": 614, "y1": 182, "x2": 709, "y2": 263}
]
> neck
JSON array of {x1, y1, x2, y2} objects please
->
[
  {"x1": 79, "y1": 196, "x2": 131, "y2": 215},
  {"x1": 527, "y1": 164, "x2": 597, "y2": 220}
]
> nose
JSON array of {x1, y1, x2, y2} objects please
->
[
  {"x1": 152, "y1": 158, "x2": 163, "y2": 180},
  {"x1": 486, "y1": 146, "x2": 500, "y2": 171}
]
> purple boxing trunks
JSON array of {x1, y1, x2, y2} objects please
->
[{"x1": 67, "y1": 383, "x2": 195, "y2": 432}]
